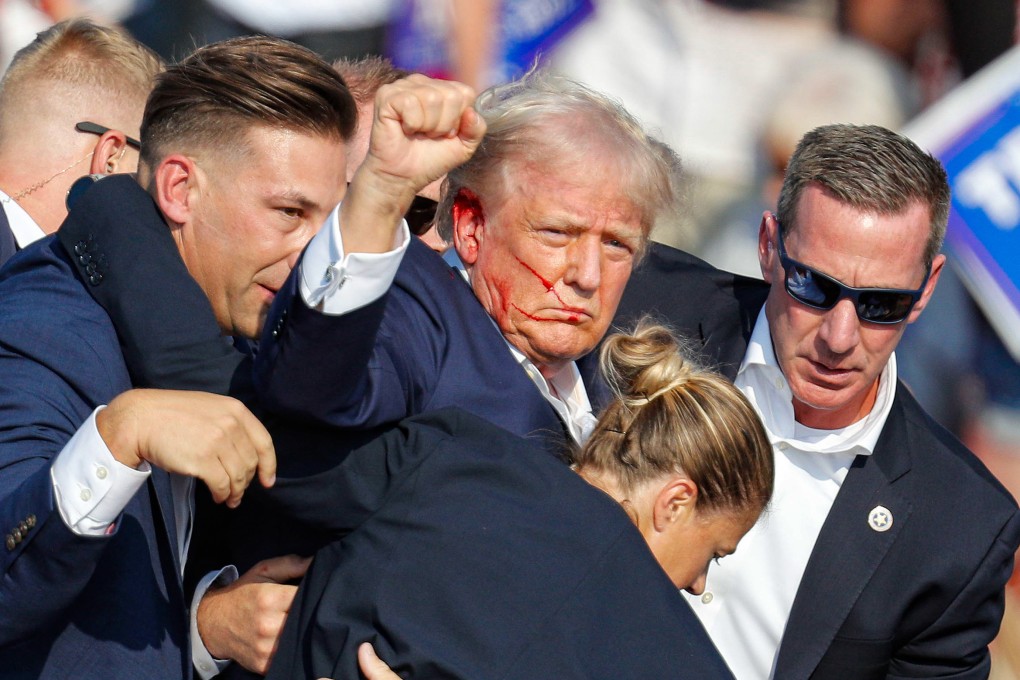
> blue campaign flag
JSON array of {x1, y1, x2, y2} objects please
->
[
  {"x1": 905, "y1": 47, "x2": 1020, "y2": 361},
  {"x1": 388, "y1": 0, "x2": 593, "y2": 85}
]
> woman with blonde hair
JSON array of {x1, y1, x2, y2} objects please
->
[{"x1": 265, "y1": 321, "x2": 773, "y2": 679}]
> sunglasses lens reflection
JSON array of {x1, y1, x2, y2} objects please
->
[
  {"x1": 856, "y1": 292, "x2": 914, "y2": 323},
  {"x1": 787, "y1": 265, "x2": 833, "y2": 307},
  {"x1": 785, "y1": 265, "x2": 915, "y2": 323}
]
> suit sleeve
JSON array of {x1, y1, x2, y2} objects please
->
[
  {"x1": 888, "y1": 509, "x2": 1020, "y2": 679},
  {"x1": 0, "y1": 308, "x2": 127, "y2": 646},
  {"x1": 254, "y1": 243, "x2": 446, "y2": 429}
]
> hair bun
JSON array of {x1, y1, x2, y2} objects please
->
[{"x1": 599, "y1": 318, "x2": 696, "y2": 407}]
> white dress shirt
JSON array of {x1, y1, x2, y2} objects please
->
[
  {"x1": 682, "y1": 308, "x2": 897, "y2": 679},
  {"x1": 300, "y1": 204, "x2": 597, "y2": 444},
  {"x1": 0, "y1": 189, "x2": 46, "y2": 248},
  {"x1": 49, "y1": 412, "x2": 226, "y2": 678}
]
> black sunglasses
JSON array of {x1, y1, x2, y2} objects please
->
[
  {"x1": 75, "y1": 121, "x2": 141, "y2": 150},
  {"x1": 405, "y1": 195, "x2": 438, "y2": 236},
  {"x1": 776, "y1": 225, "x2": 929, "y2": 324}
]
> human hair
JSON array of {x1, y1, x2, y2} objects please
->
[
  {"x1": 776, "y1": 124, "x2": 949, "y2": 269},
  {"x1": 140, "y1": 36, "x2": 357, "y2": 171},
  {"x1": 0, "y1": 18, "x2": 163, "y2": 144},
  {"x1": 435, "y1": 69, "x2": 677, "y2": 254},
  {"x1": 333, "y1": 55, "x2": 411, "y2": 105},
  {"x1": 574, "y1": 320, "x2": 773, "y2": 518}
]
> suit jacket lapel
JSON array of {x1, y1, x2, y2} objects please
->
[
  {"x1": 774, "y1": 394, "x2": 913, "y2": 678},
  {"x1": 149, "y1": 469, "x2": 183, "y2": 582}
]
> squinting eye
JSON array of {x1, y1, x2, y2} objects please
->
[{"x1": 280, "y1": 207, "x2": 302, "y2": 218}]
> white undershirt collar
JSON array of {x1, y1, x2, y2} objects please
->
[{"x1": 0, "y1": 189, "x2": 46, "y2": 248}]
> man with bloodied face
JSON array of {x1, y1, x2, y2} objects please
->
[{"x1": 253, "y1": 69, "x2": 676, "y2": 447}]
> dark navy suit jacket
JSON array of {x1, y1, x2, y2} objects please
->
[
  {"x1": 52, "y1": 211, "x2": 736, "y2": 678},
  {"x1": 0, "y1": 178, "x2": 197, "y2": 679},
  {"x1": 56, "y1": 216, "x2": 577, "y2": 579},
  {"x1": 605, "y1": 242, "x2": 1020, "y2": 680},
  {"x1": 264, "y1": 408, "x2": 734, "y2": 680}
]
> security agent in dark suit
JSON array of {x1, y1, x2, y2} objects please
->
[
  {"x1": 605, "y1": 125, "x2": 1020, "y2": 679},
  {"x1": 0, "y1": 36, "x2": 392, "y2": 679},
  {"x1": 263, "y1": 322, "x2": 773, "y2": 679}
]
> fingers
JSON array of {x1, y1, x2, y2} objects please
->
[
  {"x1": 358, "y1": 643, "x2": 401, "y2": 680},
  {"x1": 244, "y1": 554, "x2": 312, "y2": 585},
  {"x1": 228, "y1": 401, "x2": 277, "y2": 489},
  {"x1": 458, "y1": 106, "x2": 486, "y2": 147},
  {"x1": 204, "y1": 397, "x2": 261, "y2": 508},
  {"x1": 111, "y1": 389, "x2": 274, "y2": 507},
  {"x1": 197, "y1": 575, "x2": 295, "y2": 674},
  {"x1": 377, "y1": 75, "x2": 477, "y2": 141},
  {"x1": 248, "y1": 417, "x2": 277, "y2": 489}
]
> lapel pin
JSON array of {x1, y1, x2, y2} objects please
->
[{"x1": 868, "y1": 505, "x2": 893, "y2": 532}]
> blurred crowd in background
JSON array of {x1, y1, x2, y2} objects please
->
[{"x1": 3, "y1": 0, "x2": 1020, "y2": 675}]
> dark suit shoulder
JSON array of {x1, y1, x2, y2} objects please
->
[
  {"x1": 893, "y1": 383, "x2": 1019, "y2": 515},
  {"x1": 0, "y1": 237, "x2": 121, "y2": 371}
]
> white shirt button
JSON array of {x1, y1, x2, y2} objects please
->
[
  {"x1": 95, "y1": 466, "x2": 108, "y2": 480},
  {"x1": 777, "y1": 441, "x2": 789, "y2": 451},
  {"x1": 701, "y1": 592, "x2": 714, "y2": 604},
  {"x1": 80, "y1": 488, "x2": 92, "y2": 502}
]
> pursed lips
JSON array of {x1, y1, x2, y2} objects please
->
[
  {"x1": 511, "y1": 303, "x2": 594, "y2": 323},
  {"x1": 807, "y1": 357, "x2": 856, "y2": 381}
]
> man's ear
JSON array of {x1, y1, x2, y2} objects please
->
[
  {"x1": 452, "y1": 188, "x2": 485, "y2": 266},
  {"x1": 153, "y1": 155, "x2": 199, "y2": 226},
  {"x1": 758, "y1": 212, "x2": 778, "y2": 284},
  {"x1": 907, "y1": 253, "x2": 946, "y2": 324},
  {"x1": 87, "y1": 130, "x2": 134, "y2": 175},
  {"x1": 651, "y1": 475, "x2": 698, "y2": 533}
]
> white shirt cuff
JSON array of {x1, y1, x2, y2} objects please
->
[
  {"x1": 50, "y1": 406, "x2": 151, "y2": 536},
  {"x1": 191, "y1": 565, "x2": 240, "y2": 679},
  {"x1": 299, "y1": 202, "x2": 410, "y2": 314}
]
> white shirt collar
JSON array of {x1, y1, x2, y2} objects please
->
[
  {"x1": 0, "y1": 189, "x2": 46, "y2": 248},
  {"x1": 444, "y1": 249, "x2": 596, "y2": 444},
  {"x1": 736, "y1": 307, "x2": 896, "y2": 456}
]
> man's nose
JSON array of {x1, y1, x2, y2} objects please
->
[
  {"x1": 563, "y1": 238, "x2": 601, "y2": 292},
  {"x1": 817, "y1": 297, "x2": 861, "y2": 356}
]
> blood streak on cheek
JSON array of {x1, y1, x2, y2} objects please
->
[
  {"x1": 514, "y1": 256, "x2": 586, "y2": 315},
  {"x1": 511, "y1": 304, "x2": 550, "y2": 321},
  {"x1": 515, "y1": 256, "x2": 555, "y2": 290}
]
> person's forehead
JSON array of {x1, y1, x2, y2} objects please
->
[
  {"x1": 790, "y1": 187, "x2": 928, "y2": 265},
  {"x1": 198, "y1": 127, "x2": 346, "y2": 205},
  {"x1": 498, "y1": 156, "x2": 648, "y2": 216}
]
